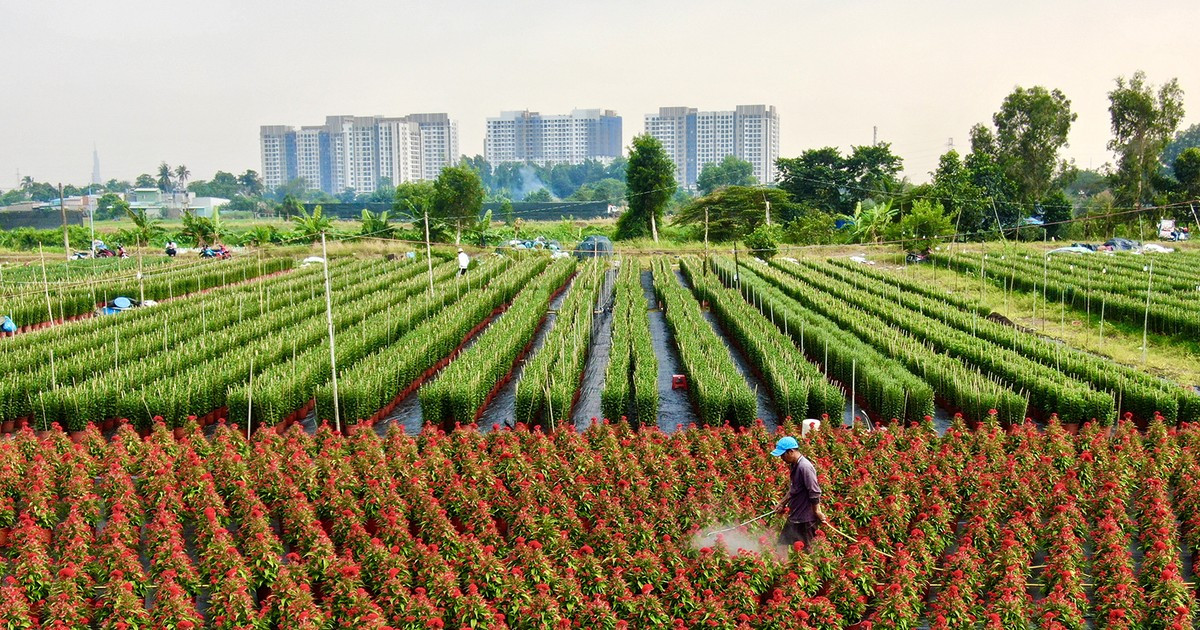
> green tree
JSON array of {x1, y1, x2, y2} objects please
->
[
  {"x1": 134, "y1": 174, "x2": 156, "y2": 188},
  {"x1": 1162, "y1": 123, "x2": 1200, "y2": 173},
  {"x1": 523, "y1": 188, "x2": 553, "y2": 202},
  {"x1": 783, "y1": 210, "x2": 838, "y2": 245},
  {"x1": 156, "y1": 162, "x2": 173, "y2": 192},
  {"x1": 886, "y1": 200, "x2": 954, "y2": 251},
  {"x1": 95, "y1": 193, "x2": 130, "y2": 220},
  {"x1": 775, "y1": 144, "x2": 903, "y2": 214},
  {"x1": 696, "y1": 155, "x2": 756, "y2": 195},
  {"x1": 672, "y1": 186, "x2": 797, "y2": 241},
  {"x1": 187, "y1": 171, "x2": 241, "y2": 199},
  {"x1": 279, "y1": 194, "x2": 304, "y2": 218},
  {"x1": 290, "y1": 205, "x2": 333, "y2": 242},
  {"x1": 393, "y1": 181, "x2": 436, "y2": 219},
  {"x1": 991, "y1": 86, "x2": 1077, "y2": 203},
  {"x1": 1039, "y1": 189, "x2": 1074, "y2": 238},
  {"x1": 846, "y1": 143, "x2": 904, "y2": 196},
  {"x1": 238, "y1": 170, "x2": 263, "y2": 197},
  {"x1": 743, "y1": 224, "x2": 783, "y2": 260},
  {"x1": 615, "y1": 134, "x2": 676, "y2": 241},
  {"x1": 1108, "y1": 71, "x2": 1186, "y2": 208},
  {"x1": 1174, "y1": 147, "x2": 1200, "y2": 199},
  {"x1": 929, "y1": 150, "x2": 987, "y2": 238},
  {"x1": 431, "y1": 165, "x2": 485, "y2": 244}
]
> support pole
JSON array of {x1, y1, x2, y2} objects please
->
[
  {"x1": 247, "y1": 357, "x2": 254, "y2": 439},
  {"x1": 39, "y1": 244, "x2": 54, "y2": 326},
  {"x1": 321, "y1": 232, "x2": 341, "y2": 433},
  {"x1": 423, "y1": 210, "x2": 434, "y2": 296}
]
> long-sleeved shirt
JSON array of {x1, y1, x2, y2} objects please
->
[{"x1": 784, "y1": 455, "x2": 822, "y2": 523}]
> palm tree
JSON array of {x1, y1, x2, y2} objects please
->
[
  {"x1": 19, "y1": 176, "x2": 33, "y2": 191},
  {"x1": 180, "y1": 206, "x2": 223, "y2": 248},
  {"x1": 174, "y1": 165, "x2": 190, "y2": 191},
  {"x1": 174, "y1": 164, "x2": 191, "y2": 211},
  {"x1": 290, "y1": 205, "x2": 333, "y2": 242},
  {"x1": 241, "y1": 225, "x2": 279, "y2": 247},
  {"x1": 156, "y1": 162, "x2": 173, "y2": 193}
]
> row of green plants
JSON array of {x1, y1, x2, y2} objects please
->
[
  {"x1": 420, "y1": 258, "x2": 577, "y2": 427},
  {"x1": 0, "y1": 258, "x2": 374, "y2": 409},
  {"x1": 0, "y1": 259, "x2": 335, "y2": 421},
  {"x1": 2, "y1": 255, "x2": 294, "y2": 328},
  {"x1": 229, "y1": 260, "x2": 487, "y2": 429},
  {"x1": 513, "y1": 260, "x2": 605, "y2": 429},
  {"x1": 802, "y1": 257, "x2": 1199, "y2": 423},
  {"x1": 120, "y1": 258, "x2": 461, "y2": 430},
  {"x1": 23, "y1": 257, "x2": 444, "y2": 429},
  {"x1": 319, "y1": 257, "x2": 552, "y2": 426},
  {"x1": 768, "y1": 259, "x2": 1116, "y2": 424},
  {"x1": 2, "y1": 256, "x2": 378, "y2": 357},
  {"x1": 601, "y1": 260, "x2": 658, "y2": 427},
  {"x1": 651, "y1": 257, "x2": 757, "y2": 426},
  {"x1": 824, "y1": 257, "x2": 990, "y2": 315},
  {"x1": 934, "y1": 250, "x2": 1200, "y2": 338},
  {"x1": 0, "y1": 254, "x2": 175, "y2": 286},
  {"x1": 681, "y1": 257, "x2": 846, "y2": 422},
  {"x1": 712, "y1": 256, "x2": 1017, "y2": 424}
]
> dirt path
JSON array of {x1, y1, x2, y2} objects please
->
[
  {"x1": 640, "y1": 270, "x2": 698, "y2": 432},
  {"x1": 571, "y1": 267, "x2": 616, "y2": 429},
  {"x1": 475, "y1": 278, "x2": 575, "y2": 429}
]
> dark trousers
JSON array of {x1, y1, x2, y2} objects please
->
[{"x1": 778, "y1": 520, "x2": 818, "y2": 550}]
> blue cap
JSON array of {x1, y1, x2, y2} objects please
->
[{"x1": 771, "y1": 436, "x2": 799, "y2": 457}]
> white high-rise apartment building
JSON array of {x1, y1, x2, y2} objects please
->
[
  {"x1": 259, "y1": 113, "x2": 459, "y2": 195},
  {"x1": 485, "y1": 109, "x2": 622, "y2": 166},
  {"x1": 643, "y1": 104, "x2": 779, "y2": 189}
]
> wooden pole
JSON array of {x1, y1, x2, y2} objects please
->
[
  {"x1": 1142, "y1": 261, "x2": 1152, "y2": 365},
  {"x1": 39, "y1": 244, "x2": 54, "y2": 325},
  {"x1": 423, "y1": 210, "x2": 434, "y2": 296}
]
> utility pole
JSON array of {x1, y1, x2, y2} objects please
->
[
  {"x1": 59, "y1": 183, "x2": 70, "y2": 261},
  {"x1": 320, "y1": 232, "x2": 341, "y2": 433}
]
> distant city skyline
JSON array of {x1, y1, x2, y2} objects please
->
[{"x1": 2, "y1": 0, "x2": 1198, "y2": 188}]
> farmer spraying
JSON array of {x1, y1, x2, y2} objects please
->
[
  {"x1": 457, "y1": 248, "x2": 470, "y2": 276},
  {"x1": 770, "y1": 436, "x2": 826, "y2": 551}
]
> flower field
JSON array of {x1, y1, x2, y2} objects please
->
[
  {"x1": 1, "y1": 256, "x2": 294, "y2": 329},
  {"x1": 0, "y1": 414, "x2": 1196, "y2": 628},
  {"x1": 933, "y1": 248, "x2": 1200, "y2": 338}
]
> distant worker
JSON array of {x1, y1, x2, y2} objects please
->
[
  {"x1": 116, "y1": 244, "x2": 128, "y2": 258},
  {"x1": 457, "y1": 248, "x2": 470, "y2": 276},
  {"x1": 0, "y1": 316, "x2": 16, "y2": 334},
  {"x1": 770, "y1": 436, "x2": 826, "y2": 552},
  {"x1": 166, "y1": 241, "x2": 177, "y2": 257}
]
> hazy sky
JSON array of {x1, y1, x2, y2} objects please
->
[{"x1": 3, "y1": 0, "x2": 1198, "y2": 189}]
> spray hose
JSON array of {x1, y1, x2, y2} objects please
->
[{"x1": 702, "y1": 511, "x2": 777, "y2": 536}]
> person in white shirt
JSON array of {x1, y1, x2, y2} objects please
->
[{"x1": 457, "y1": 248, "x2": 470, "y2": 275}]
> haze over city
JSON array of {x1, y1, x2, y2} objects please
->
[{"x1": 2, "y1": 0, "x2": 1198, "y2": 186}]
